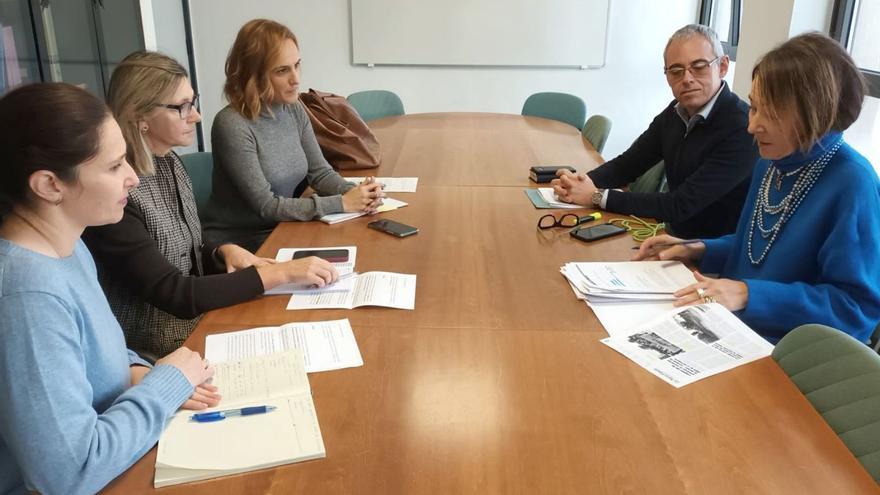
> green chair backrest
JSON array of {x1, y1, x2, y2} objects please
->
[
  {"x1": 179, "y1": 151, "x2": 213, "y2": 215},
  {"x1": 629, "y1": 161, "x2": 667, "y2": 194},
  {"x1": 772, "y1": 324, "x2": 880, "y2": 482},
  {"x1": 521, "y1": 92, "x2": 587, "y2": 130},
  {"x1": 347, "y1": 90, "x2": 405, "y2": 122},
  {"x1": 582, "y1": 114, "x2": 612, "y2": 154}
]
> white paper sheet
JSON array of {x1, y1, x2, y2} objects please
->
[
  {"x1": 537, "y1": 187, "x2": 582, "y2": 209},
  {"x1": 286, "y1": 272, "x2": 416, "y2": 310},
  {"x1": 345, "y1": 177, "x2": 418, "y2": 192},
  {"x1": 600, "y1": 304, "x2": 774, "y2": 388},
  {"x1": 319, "y1": 198, "x2": 408, "y2": 224},
  {"x1": 205, "y1": 319, "x2": 363, "y2": 373}
]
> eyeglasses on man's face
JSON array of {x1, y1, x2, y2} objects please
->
[
  {"x1": 537, "y1": 213, "x2": 594, "y2": 230},
  {"x1": 663, "y1": 56, "x2": 720, "y2": 80},
  {"x1": 160, "y1": 94, "x2": 200, "y2": 119}
]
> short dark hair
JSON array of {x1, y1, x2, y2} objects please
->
[
  {"x1": 752, "y1": 32, "x2": 866, "y2": 151},
  {"x1": 0, "y1": 83, "x2": 111, "y2": 218}
]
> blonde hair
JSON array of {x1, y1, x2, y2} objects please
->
[
  {"x1": 224, "y1": 19, "x2": 298, "y2": 120},
  {"x1": 752, "y1": 32, "x2": 866, "y2": 152},
  {"x1": 107, "y1": 51, "x2": 188, "y2": 175}
]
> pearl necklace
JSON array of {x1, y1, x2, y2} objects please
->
[{"x1": 746, "y1": 139, "x2": 842, "y2": 265}]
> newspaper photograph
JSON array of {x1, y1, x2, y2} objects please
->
[{"x1": 600, "y1": 303, "x2": 774, "y2": 388}]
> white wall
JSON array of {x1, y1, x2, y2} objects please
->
[{"x1": 189, "y1": 0, "x2": 701, "y2": 158}]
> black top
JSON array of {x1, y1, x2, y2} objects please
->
[
  {"x1": 587, "y1": 83, "x2": 758, "y2": 239},
  {"x1": 83, "y1": 153, "x2": 264, "y2": 356}
]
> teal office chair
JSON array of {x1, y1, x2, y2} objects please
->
[
  {"x1": 179, "y1": 151, "x2": 213, "y2": 215},
  {"x1": 582, "y1": 114, "x2": 612, "y2": 154},
  {"x1": 772, "y1": 324, "x2": 880, "y2": 482},
  {"x1": 521, "y1": 92, "x2": 587, "y2": 130},
  {"x1": 629, "y1": 161, "x2": 668, "y2": 193},
  {"x1": 347, "y1": 90, "x2": 405, "y2": 122}
]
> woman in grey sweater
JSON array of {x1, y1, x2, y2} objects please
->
[{"x1": 204, "y1": 19, "x2": 384, "y2": 251}]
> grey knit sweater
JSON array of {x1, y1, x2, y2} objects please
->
[{"x1": 203, "y1": 101, "x2": 354, "y2": 250}]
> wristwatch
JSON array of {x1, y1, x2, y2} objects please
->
[{"x1": 591, "y1": 189, "x2": 606, "y2": 208}]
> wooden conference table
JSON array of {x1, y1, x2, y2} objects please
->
[{"x1": 105, "y1": 113, "x2": 878, "y2": 494}]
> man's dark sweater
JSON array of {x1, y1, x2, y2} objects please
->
[{"x1": 588, "y1": 83, "x2": 758, "y2": 239}]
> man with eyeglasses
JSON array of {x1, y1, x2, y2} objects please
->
[{"x1": 552, "y1": 24, "x2": 757, "y2": 239}]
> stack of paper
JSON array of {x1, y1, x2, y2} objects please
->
[
  {"x1": 601, "y1": 303, "x2": 774, "y2": 388},
  {"x1": 561, "y1": 261, "x2": 697, "y2": 338},
  {"x1": 155, "y1": 349, "x2": 325, "y2": 487},
  {"x1": 319, "y1": 197, "x2": 408, "y2": 224},
  {"x1": 265, "y1": 246, "x2": 357, "y2": 295}
]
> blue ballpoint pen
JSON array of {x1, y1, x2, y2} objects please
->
[{"x1": 190, "y1": 405, "x2": 277, "y2": 423}]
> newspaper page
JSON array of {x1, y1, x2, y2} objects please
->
[{"x1": 600, "y1": 303, "x2": 774, "y2": 388}]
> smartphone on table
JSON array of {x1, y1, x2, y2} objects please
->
[
  {"x1": 291, "y1": 249, "x2": 350, "y2": 262},
  {"x1": 367, "y1": 219, "x2": 419, "y2": 238},
  {"x1": 570, "y1": 223, "x2": 627, "y2": 242}
]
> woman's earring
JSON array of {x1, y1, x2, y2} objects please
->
[{"x1": 140, "y1": 126, "x2": 149, "y2": 134}]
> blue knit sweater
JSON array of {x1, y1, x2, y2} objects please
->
[
  {"x1": 701, "y1": 133, "x2": 880, "y2": 343},
  {"x1": 0, "y1": 239, "x2": 193, "y2": 495}
]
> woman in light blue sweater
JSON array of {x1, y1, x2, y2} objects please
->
[
  {"x1": 0, "y1": 83, "x2": 218, "y2": 494},
  {"x1": 635, "y1": 33, "x2": 880, "y2": 343}
]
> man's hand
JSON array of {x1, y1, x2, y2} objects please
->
[{"x1": 550, "y1": 170, "x2": 598, "y2": 206}]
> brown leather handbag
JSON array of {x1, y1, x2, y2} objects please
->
[{"x1": 299, "y1": 89, "x2": 381, "y2": 170}]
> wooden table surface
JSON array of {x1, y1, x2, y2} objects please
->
[{"x1": 103, "y1": 113, "x2": 879, "y2": 494}]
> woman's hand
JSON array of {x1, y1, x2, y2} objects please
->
[
  {"x1": 673, "y1": 272, "x2": 749, "y2": 311},
  {"x1": 180, "y1": 383, "x2": 222, "y2": 411},
  {"x1": 550, "y1": 170, "x2": 597, "y2": 205},
  {"x1": 217, "y1": 243, "x2": 276, "y2": 273},
  {"x1": 632, "y1": 234, "x2": 706, "y2": 262},
  {"x1": 342, "y1": 177, "x2": 385, "y2": 213},
  {"x1": 155, "y1": 346, "x2": 215, "y2": 388},
  {"x1": 258, "y1": 256, "x2": 339, "y2": 289}
]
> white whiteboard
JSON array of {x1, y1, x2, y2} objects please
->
[{"x1": 351, "y1": 0, "x2": 611, "y2": 68}]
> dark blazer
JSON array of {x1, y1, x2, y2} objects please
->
[{"x1": 587, "y1": 82, "x2": 758, "y2": 239}]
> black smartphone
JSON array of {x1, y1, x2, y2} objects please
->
[
  {"x1": 570, "y1": 223, "x2": 627, "y2": 242},
  {"x1": 292, "y1": 249, "x2": 350, "y2": 263},
  {"x1": 368, "y1": 219, "x2": 419, "y2": 238}
]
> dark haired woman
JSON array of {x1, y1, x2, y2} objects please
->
[
  {"x1": 0, "y1": 83, "x2": 216, "y2": 494},
  {"x1": 636, "y1": 33, "x2": 880, "y2": 343}
]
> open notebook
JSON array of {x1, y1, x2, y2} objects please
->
[{"x1": 154, "y1": 350, "x2": 325, "y2": 487}]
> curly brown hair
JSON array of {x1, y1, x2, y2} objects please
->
[{"x1": 224, "y1": 19, "x2": 299, "y2": 121}]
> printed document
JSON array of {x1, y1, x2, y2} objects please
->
[
  {"x1": 286, "y1": 271, "x2": 416, "y2": 310},
  {"x1": 265, "y1": 246, "x2": 357, "y2": 295},
  {"x1": 600, "y1": 303, "x2": 774, "y2": 388},
  {"x1": 345, "y1": 177, "x2": 418, "y2": 192},
  {"x1": 205, "y1": 319, "x2": 363, "y2": 373}
]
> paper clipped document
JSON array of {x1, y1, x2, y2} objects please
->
[
  {"x1": 265, "y1": 246, "x2": 357, "y2": 295},
  {"x1": 287, "y1": 271, "x2": 416, "y2": 310},
  {"x1": 319, "y1": 197, "x2": 408, "y2": 224},
  {"x1": 537, "y1": 187, "x2": 582, "y2": 209},
  {"x1": 600, "y1": 303, "x2": 774, "y2": 388},
  {"x1": 155, "y1": 350, "x2": 325, "y2": 487},
  {"x1": 205, "y1": 318, "x2": 364, "y2": 373},
  {"x1": 345, "y1": 177, "x2": 418, "y2": 192}
]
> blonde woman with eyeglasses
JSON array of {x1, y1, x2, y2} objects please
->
[{"x1": 84, "y1": 51, "x2": 338, "y2": 358}]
